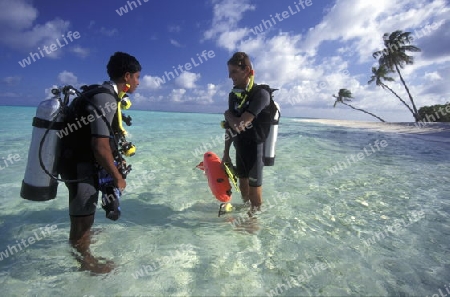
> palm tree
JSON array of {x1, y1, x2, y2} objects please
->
[
  {"x1": 368, "y1": 65, "x2": 415, "y2": 116},
  {"x1": 333, "y1": 89, "x2": 385, "y2": 122},
  {"x1": 373, "y1": 30, "x2": 421, "y2": 121}
]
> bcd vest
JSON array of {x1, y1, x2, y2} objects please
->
[
  {"x1": 228, "y1": 84, "x2": 272, "y2": 143},
  {"x1": 59, "y1": 84, "x2": 121, "y2": 167}
]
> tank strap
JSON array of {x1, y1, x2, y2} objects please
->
[{"x1": 32, "y1": 117, "x2": 66, "y2": 130}]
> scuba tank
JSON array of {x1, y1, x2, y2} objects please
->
[
  {"x1": 263, "y1": 101, "x2": 280, "y2": 166},
  {"x1": 20, "y1": 84, "x2": 135, "y2": 211},
  {"x1": 21, "y1": 87, "x2": 70, "y2": 201}
]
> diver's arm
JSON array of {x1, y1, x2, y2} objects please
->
[
  {"x1": 224, "y1": 110, "x2": 255, "y2": 133},
  {"x1": 223, "y1": 110, "x2": 233, "y2": 163},
  {"x1": 224, "y1": 129, "x2": 233, "y2": 155},
  {"x1": 91, "y1": 137, "x2": 126, "y2": 190}
]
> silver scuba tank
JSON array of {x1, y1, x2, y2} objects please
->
[
  {"x1": 21, "y1": 89, "x2": 66, "y2": 201},
  {"x1": 263, "y1": 101, "x2": 280, "y2": 166}
]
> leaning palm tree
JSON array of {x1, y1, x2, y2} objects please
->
[
  {"x1": 333, "y1": 89, "x2": 385, "y2": 122},
  {"x1": 373, "y1": 30, "x2": 421, "y2": 121},
  {"x1": 368, "y1": 64, "x2": 415, "y2": 116}
]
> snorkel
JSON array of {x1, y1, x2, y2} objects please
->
[
  {"x1": 233, "y1": 71, "x2": 255, "y2": 109},
  {"x1": 117, "y1": 83, "x2": 130, "y2": 135}
]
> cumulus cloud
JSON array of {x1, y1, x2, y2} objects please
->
[
  {"x1": 140, "y1": 75, "x2": 163, "y2": 90},
  {"x1": 424, "y1": 71, "x2": 442, "y2": 82},
  {"x1": 0, "y1": 0, "x2": 37, "y2": 30},
  {"x1": 57, "y1": 71, "x2": 78, "y2": 85},
  {"x1": 190, "y1": 83, "x2": 218, "y2": 104},
  {"x1": 70, "y1": 46, "x2": 90, "y2": 58},
  {"x1": 420, "y1": 66, "x2": 450, "y2": 98},
  {"x1": 201, "y1": 0, "x2": 450, "y2": 121},
  {"x1": 174, "y1": 72, "x2": 200, "y2": 89},
  {"x1": 0, "y1": 0, "x2": 70, "y2": 55},
  {"x1": 169, "y1": 89, "x2": 187, "y2": 102},
  {"x1": 203, "y1": 0, "x2": 255, "y2": 50}
]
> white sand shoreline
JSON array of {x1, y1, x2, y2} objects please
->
[{"x1": 293, "y1": 118, "x2": 450, "y2": 142}]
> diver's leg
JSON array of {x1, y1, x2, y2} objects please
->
[
  {"x1": 249, "y1": 186, "x2": 262, "y2": 211},
  {"x1": 68, "y1": 163, "x2": 114, "y2": 274},
  {"x1": 239, "y1": 178, "x2": 250, "y2": 203},
  {"x1": 248, "y1": 142, "x2": 263, "y2": 212}
]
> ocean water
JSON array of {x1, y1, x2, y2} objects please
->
[{"x1": 0, "y1": 106, "x2": 449, "y2": 297}]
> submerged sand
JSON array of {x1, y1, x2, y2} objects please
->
[{"x1": 293, "y1": 119, "x2": 450, "y2": 143}]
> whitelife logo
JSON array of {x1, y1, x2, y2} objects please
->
[{"x1": 18, "y1": 31, "x2": 81, "y2": 68}]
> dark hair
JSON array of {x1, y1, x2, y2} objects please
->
[
  {"x1": 107, "y1": 52, "x2": 142, "y2": 80},
  {"x1": 227, "y1": 52, "x2": 252, "y2": 70}
]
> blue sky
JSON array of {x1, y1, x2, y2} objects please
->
[{"x1": 0, "y1": 0, "x2": 449, "y2": 121}]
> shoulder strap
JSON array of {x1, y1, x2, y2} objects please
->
[
  {"x1": 249, "y1": 84, "x2": 278, "y2": 98},
  {"x1": 250, "y1": 84, "x2": 281, "y2": 119},
  {"x1": 81, "y1": 84, "x2": 118, "y2": 101}
]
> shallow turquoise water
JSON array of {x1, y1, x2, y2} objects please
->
[{"x1": 0, "y1": 106, "x2": 449, "y2": 296}]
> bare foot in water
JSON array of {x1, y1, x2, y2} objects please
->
[
  {"x1": 69, "y1": 214, "x2": 115, "y2": 275},
  {"x1": 72, "y1": 251, "x2": 115, "y2": 274}
]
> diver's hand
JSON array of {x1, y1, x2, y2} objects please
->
[
  {"x1": 114, "y1": 177, "x2": 126, "y2": 192},
  {"x1": 222, "y1": 154, "x2": 231, "y2": 166}
]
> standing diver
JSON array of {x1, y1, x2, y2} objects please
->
[
  {"x1": 222, "y1": 52, "x2": 272, "y2": 214},
  {"x1": 59, "y1": 52, "x2": 141, "y2": 273}
]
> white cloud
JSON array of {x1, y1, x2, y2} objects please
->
[
  {"x1": 300, "y1": 0, "x2": 449, "y2": 64},
  {"x1": 70, "y1": 46, "x2": 90, "y2": 58},
  {"x1": 203, "y1": 0, "x2": 255, "y2": 50},
  {"x1": 0, "y1": 0, "x2": 37, "y2": 30},
  {"x1": 189, "y1": 83, "x2": 218, "y2": 104},
  {"x1": 201, "y1": 0, "x2": 450, "y2": 121},
  {"x1": 174, "y1": 72, "x2": 200, "y2": 89},
  {"x1": 0, "y1": 0, "x2": 70, "y2": 54},
  {"x1": 131, "y1": 92, "x2": 148, "y2": 104},
  {"x1": 170, "y1": 39, "x2": 184, "y2": 48},
  {"x1": 302, "y1": 0, "x2": 395, "y2": 60},
  {"x1": 44, "y1": 85, "x2": 59, "y2": 99},
  {"x1": 2, "y1": 76, "x2": 21, "y2": 86},
  {"x1": 420, "y1": 66, "x2": 450, "y2": 97},
  {"x1": 57, "y1": 71, "x2": 78, "y2": 85},
  {"x1": 140, "y1": 75, "x2": 163, "y2": 90},
  {"x1": 169, "y1": 89, "x2": 187, "y2": 102},
  {"x1": 131, "y1": 92, "x2": 165, "y2": 105},
  {"x1": 424, "y1": 71, "x2": 442, "y2": 81},
  {"x1": 99, "y1": 27, "x2": 118, "y2": 37}
]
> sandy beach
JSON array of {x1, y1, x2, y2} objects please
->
[{"x1": 294, "y1": 118, "x2": 450, "y2": 143}]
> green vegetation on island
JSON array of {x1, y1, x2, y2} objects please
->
[{"x1": 418, "y1": 103, "x2": 450, "y2": 122}]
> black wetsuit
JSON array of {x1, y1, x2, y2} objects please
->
[
  {"x1": 228, "y1": 84, "x2": 271, "y2": 187},
  {"x1": 59, "y1": 82, "x2": 120, "y2": 216}
]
